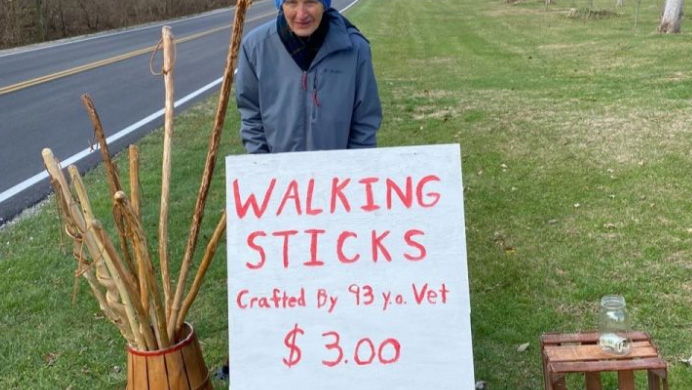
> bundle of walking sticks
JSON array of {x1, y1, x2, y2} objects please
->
[{"x1": 42, "y1": 0, "x2": 251, "y2": 351}]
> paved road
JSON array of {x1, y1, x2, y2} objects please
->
[{"x1": 0, "y1": 0, "x2": 360, "y2": 225}]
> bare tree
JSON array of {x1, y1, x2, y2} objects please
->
[
  {"x1": 2, "y1": 0, "x2": 32, "y2": 48},
  {"x1": 34, "y1": 0, "x2": 46, "y2": 41},
  {"x1": 659, "y1": 0, "x2": 684, "y2": 33},
  {"x1": 2, "y1": 0, "x2": 236, "y2": 49}
]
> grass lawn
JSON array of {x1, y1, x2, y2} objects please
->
[{"x1": 3, "y1": 0, "x2": 692, "y2": 388}]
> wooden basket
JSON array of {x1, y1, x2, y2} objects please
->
[{"x1": 127, "y1": 323, "x2": 213, "y2": 390}]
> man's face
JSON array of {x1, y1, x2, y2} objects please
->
[{"x1": 282, "y1": 0, "x2": 325, "y2": 37}]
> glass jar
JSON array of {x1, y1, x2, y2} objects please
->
[{"x1": 598, "y1": 295, "x2": 631, "y2": 355}]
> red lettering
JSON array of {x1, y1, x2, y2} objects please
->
[
  {"x1": 330, "y1": 177, "x2": 351, "y2": 213},
  {"x1": 272, "y1": 230, "x2": 298, "y2": 268},
  {"x1": 246, "y1": 231, "x2": 267, "y2": 269},
  {"x1": 378, "y1": 338, "x2": 401, "y2": 364},
  {"x1": 233, "y1": 179, "x2": 276, "y2": 219},
  {"x1": 386, "y1": 177, "x2": 413, "y2": 209},
  {"x1": 305, "y1": 178, "x2": 323, "y2": 215},
  {"x1": 403, "y1": 229, "x2": 426, "y2": 261},
  {"x1": 371, "y1": 230, "x2": 391, "y2": 262},
  {"x1": 236, "y1": 289, "x2": 249, "y2": 309},
  {"x1": 322, "y1": 331, "x2": 344, "y2": 367},
  {"x1": 440, "y1": 283, "x2": 449, "y2": 303},
  {"x1": 359, "y1": 177, "x2": 380, "y2": 211},
  {"x1": 354, "y1": 338, "x2": 376, "y2": 365},
  {"x1": 337, "y1": 231, "x2": 359, "y2": 263},
  {"x1": 276, "y1": 180, "x2": 301, "y2": 216},
  {"x1": 416, "y1": 175, "x2": 441, "y2": 208},
  {"x1": 304, "y1": 229, "x2": 326, "y2": 267},
  {"x1": 412, "y1": 283, "x2": 429, "y2": 304},
  {"x1": 412, "y1": 283, "x2": 448, "y2": 304}
]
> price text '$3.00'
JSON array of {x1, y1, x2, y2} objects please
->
[{"x1": 283, "y1": 324, "x2": 401, "y2": 368}]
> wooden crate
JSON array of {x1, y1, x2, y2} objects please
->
[{"x1": 540, "y1": 331, "x2": 668, "y2": 390}]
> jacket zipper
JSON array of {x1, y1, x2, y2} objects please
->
[
  {"x1": 303, "y1": 71, "x2": 309, "y2": 150},
  {"x1": 312, "y1": 71, "x2": 321, "y2": 110}
]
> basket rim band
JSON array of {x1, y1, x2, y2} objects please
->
[{"x1": 127, "y1": 322, "x2": 196, "y2": 357}]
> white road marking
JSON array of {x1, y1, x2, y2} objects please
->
[{"x1": 0, "y1": 77, "x2": 222, "y2": 204}]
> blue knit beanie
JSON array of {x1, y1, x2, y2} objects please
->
[{"x1": 275, "y1": 0, "x2": 331, "y2": 9}]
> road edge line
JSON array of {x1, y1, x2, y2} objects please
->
[{"x1": 0, "y1": 77, "x2": 223, "y2": 204}]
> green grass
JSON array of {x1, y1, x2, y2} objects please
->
[{"x1": 3, "y1": 0, "x2": 692, "y2": 388}]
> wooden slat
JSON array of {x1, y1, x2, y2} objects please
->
[
  {"x1": 147, "y1": 355, "x2": 170, "y2": 390},
  {"x1": 543, "y1": 352, "x2": 553, "y2": 390},
  {"x1": 551, "y1": 357, "x2": 667, "y2": 373},
  {"x1": 585, "y1": 372, "x2": 602, "y2": 390},
  {"x1": 132, "y1": 353, "x2": 150, "y2": 390},
  {"x1": 648, "y1": 370, "x2": 661, "y2": 390},
  {"x1": 127, "y1": 352, "x2": 134, "y2": 390},
  {"x1": 650, "y1": 368, "x2": 667, "y2": 379},
  {"x1": 190, "y1": 333, "x2": 213, "y2": 390},
  {"x1": 181, "y1": 334, "x2": 208, "y2": 389},
  {"x1": 550, "y1": 373, "x2": 567, "y2": 390},
  {"x1": 618, "y1": 370, "x2": 635, "y2": 390},
  {"x1": 165, "y1": 350, "x2": 190, "y2": 390},
  {"x1": 546, "y1": 342, "x2": 657, "y2": 362},
  {"x1": 541, "y1": 331, "x2": 651, "y2": 345}
]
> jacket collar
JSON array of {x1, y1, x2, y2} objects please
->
[{"x1": 310, "y1": 9, "x2": 353, "y2": 68}]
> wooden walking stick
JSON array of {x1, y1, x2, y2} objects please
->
[
  {"x1": 69, "y1": 165, "x2": 150, "y2": 350},
  {"x1": 48, "y1": 175, "x2": 122, "y2": 336},
  {"x1": 115, "y1": 191, "x2": 170, "y2": 348},
  {"x1": 129, "y1": 145, "x2": 142, "y2": 220},
  {"x1": 81, "y1": 94, "x2": 136, "y2": 278},
  {"x1": 168, "y1": 0, "x2": 251, "y2": 341},
  {"x1": 42, "y1": 149, "x2": 136, "y2": 346},
  {"x1": 176, "y1": 210, "x2": 227, "y2": 332},
  {"x1": 159, "y1": 26, "x2": 175, "y2": 317}
]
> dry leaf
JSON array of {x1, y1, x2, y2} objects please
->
[
  {"x1": 517, "y1": 342, "x2": 530, "y2": 352},
  {"x1": 44, "y1": 352, "x2": 58, "y2": 366}
]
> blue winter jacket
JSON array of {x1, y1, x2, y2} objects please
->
[{"x1": 235, "y1": 9, "x2": 382, "y2": 153}]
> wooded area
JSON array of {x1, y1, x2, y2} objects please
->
[{"x1": 0, "y1": 0, "x2": 236, "y2": 49}]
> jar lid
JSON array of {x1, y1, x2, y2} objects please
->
[{"x1": 601, "y1": 295, "x2": 626, "y2": 308}]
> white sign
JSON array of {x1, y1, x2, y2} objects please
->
[{"x1": 226, "y1": 144, "x2": 475, "y2": 390}]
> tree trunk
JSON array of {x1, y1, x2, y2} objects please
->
[
  {"x1": 35, "y1": 0, "x2": 45, "y2": 41},
  {"x1": 58, "y1": 0, "x2": 67, "y2": 37},
  {"x1": 659, "y1": 0, "x2": 684, "y2": 33}
]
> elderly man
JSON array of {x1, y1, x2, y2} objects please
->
[
  {"x1": 235, "y1": 0, "x2": 382, "y2": 153},
  {"x1": 217, "y1": 0, "x2": 381, "y2": 379}
]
